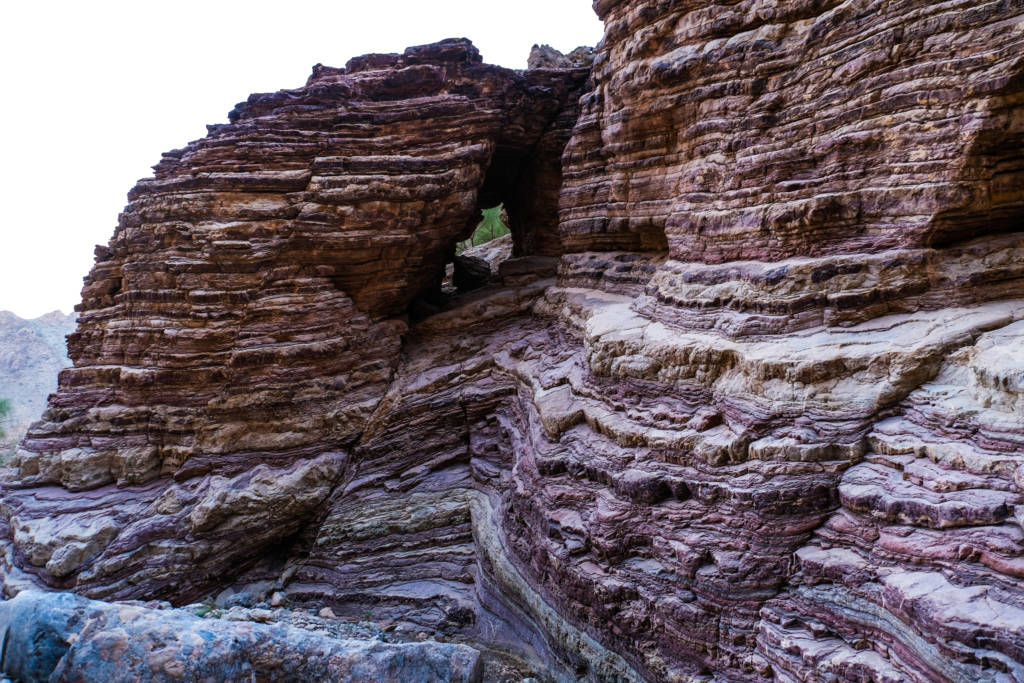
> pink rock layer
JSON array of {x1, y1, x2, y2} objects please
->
[{"x1": 2, "y1": 3, "x2": 1024, "y2": 680}]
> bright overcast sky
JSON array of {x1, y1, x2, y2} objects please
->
[{"x1": 0, "y1": 1, "x2": 603, "y2": 319}]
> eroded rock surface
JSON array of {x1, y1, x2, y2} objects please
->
[
  {"x1": 2, "y1": 3, "x2": 1024, "y2": 681},
  {"x1": 0, "y1": 590, "x2": 483, "y2": 682},
  {"x1": 0, "y1": 37, "x2": 588, "y2": 606},
  {"x1": 528, "y1": 44, "x2": 595, "y2": 70}
]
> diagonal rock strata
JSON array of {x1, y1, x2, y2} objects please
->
[
  {"x1": 2, "y1": 38, "x2": 588, "y2": 605},
  {"x1": 2, "y1": 1, "x2": 1024, "y2": 680}
]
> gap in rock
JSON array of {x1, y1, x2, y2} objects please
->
[
  {"x1": 443, "y1": 204, "x2": 512, "y2": 295},
  {"x1": 411, "y1": 140, "x2": 566, "y2": 320},
  {"x1": 469, "y1": 139, "x2": 565, "y2": 264}
]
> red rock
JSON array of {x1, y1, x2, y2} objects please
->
[{"x1": 2, "y1": 4, "x2": 1024, "y2": 681}]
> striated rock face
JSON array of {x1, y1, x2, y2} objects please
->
[
  {"x1": 1, "y1": 37, "x2": 588, "y2": 605},
  {"x1": 3, "y1": 4, "x2": 1024, "y2": 682},
  {"x1": 565, "y1": 0, "x2": 1024, "y2": 257},
  {"x1": 538, "y1": 1, "x2": 1024, "y2": 679}
]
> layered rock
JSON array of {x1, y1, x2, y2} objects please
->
[
  {"x1": 2, "y1": 3, "x2": 1024, "y2": 682},
  {"x1": 760, "y1": 319, "x2": 1024, "y2": 681},
  {"x1": 1, "y1": 38, "x2": 588, "y2": 607},
  {"x1": 564, "y1": 0, "x2": 1024, "y2": 258}
]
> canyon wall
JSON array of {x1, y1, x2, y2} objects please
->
[
  {"x1": 1, "y1": 37, "x2": 587, "y2": 604},
  {"x1": 2, "y1": 2, "x2": 1024, "y2": 681}
]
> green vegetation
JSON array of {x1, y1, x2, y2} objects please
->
[
  {"x1": 457, "y1": 205, "x2": 510, "y2": 254},
  {"x1": 193, "y1": 596, "x2": 222, "y2": 619},
  {"x1": 0, "y1": 399, "x2": 12, "y2": 463},
  {"x1": 0, "y1": 398, "x2": 10, "y2": 440}
]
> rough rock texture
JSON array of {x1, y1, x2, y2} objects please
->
[
  {"x1": 542, "y1": 1, "x2": 1024, "y2": 679},
  {"x1": 0, "y1": 311, "x2": 75, "y2": 451},
  {"x1": 465, "y1": 233, "x2": 514, "y2": 273},
  {"x1": 0, "y1": 590, "x2": 482, "y2": 682},
  {"x1": 453, "y1": 254, "x2": 493, "y2": 292},
  {"x1": 0, "y1": 37, "x2": 588, "y2": 606},
  {"x1": 2, "y1": 3, "x2": 1024, "y2": 681},
  {"x1": 564, "y1": 0, "x2": 1024, "y2": 256},
  {"x1": 528, "y1": 45, "x2": 596, "y2": 71}
]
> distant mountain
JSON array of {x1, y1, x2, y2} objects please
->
[{"x1": 0, "y1": 310, "x2": 77, "y2": 450}]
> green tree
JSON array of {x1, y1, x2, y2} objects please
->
[
  {"x1": 457, "y1": 205, "x2": 511, "y2": 254},
  {"x1": 472, "y1": 205, "x2": 511, "y2": 246},
  {"x1": 0, "y1": 398, "x2": 10, "y2": 440}
]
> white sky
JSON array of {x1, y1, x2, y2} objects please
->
[{"x1": 0, "y1": 1, "x2": 603, "y2": 319}]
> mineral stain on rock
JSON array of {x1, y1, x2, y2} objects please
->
[{"x1": 1, "y1": 2, "x2": 1024, "y2": 681}]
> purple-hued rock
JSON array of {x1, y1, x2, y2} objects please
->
[{"x1": 2, "y1": 5, "x2": 1024, "y2": 680}]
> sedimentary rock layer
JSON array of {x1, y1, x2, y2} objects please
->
[
  {"x1": 564, "y1": 0, "x2": 1024, "y2": 259},
  {"x1": 2, "y1": 2, "x2": 1024, "y2": 681},
  {"x1": 1, "y1": 38, "x2": 587, "y2": 603}
]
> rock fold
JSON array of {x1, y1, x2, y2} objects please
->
[{"x1": 2, "y1": 4, "x2": 1024, "y2": 680}]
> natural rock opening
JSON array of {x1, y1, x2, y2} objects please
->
[
  {"x1": 418, "y1": 71, "x2": 583, "y2": 313},
  {"x1": 474, "y1": 147, "x2": 559, "y2": 259},
  {"x1": 442, "y1": 205, "x2": 511, "y2": 295}
]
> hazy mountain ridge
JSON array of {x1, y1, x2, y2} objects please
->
[{"x1": 0, "y1": 310, "x2": 76, "y2": 448}]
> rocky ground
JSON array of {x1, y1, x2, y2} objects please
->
[{"x1": 0, "y1": 590, "x2": 485, "y2": 682}]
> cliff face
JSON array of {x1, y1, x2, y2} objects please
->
[
  {"x1": 0, "y1": 311, "x2": 76, "y2": 450},
  {"x1": 545, "y1": 2, "x2": 1024, "y2": 679},
  {"x1": 2, "y1": 3, "x2": 1024, "y2": 681},
  {"x1": 533, "y1": 1, "x2": 1024, "y2": 679},
  {"x1": 567, "y1": 0, "x2": 1024, "y2": 258},
  {"x1": 2, "y1": 37, "x2": 587, "y2": 603}
]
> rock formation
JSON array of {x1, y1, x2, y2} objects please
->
[
  {"x1": 0, "y1": 311, "x2": 76, "y2": 452},
  {"x1": 528, "y1": 45, "x2": 595, "y2": 71},
  {"x1": 0, "y1": 590, "x2": 482, "y2": 682},
  {"x1": 2, "y1": 1, "x2": 1024, "y2": 680}
]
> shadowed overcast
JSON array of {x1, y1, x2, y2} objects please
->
[{"x1": 0, "y1": 0, "x2": 602, "y2": 318}]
